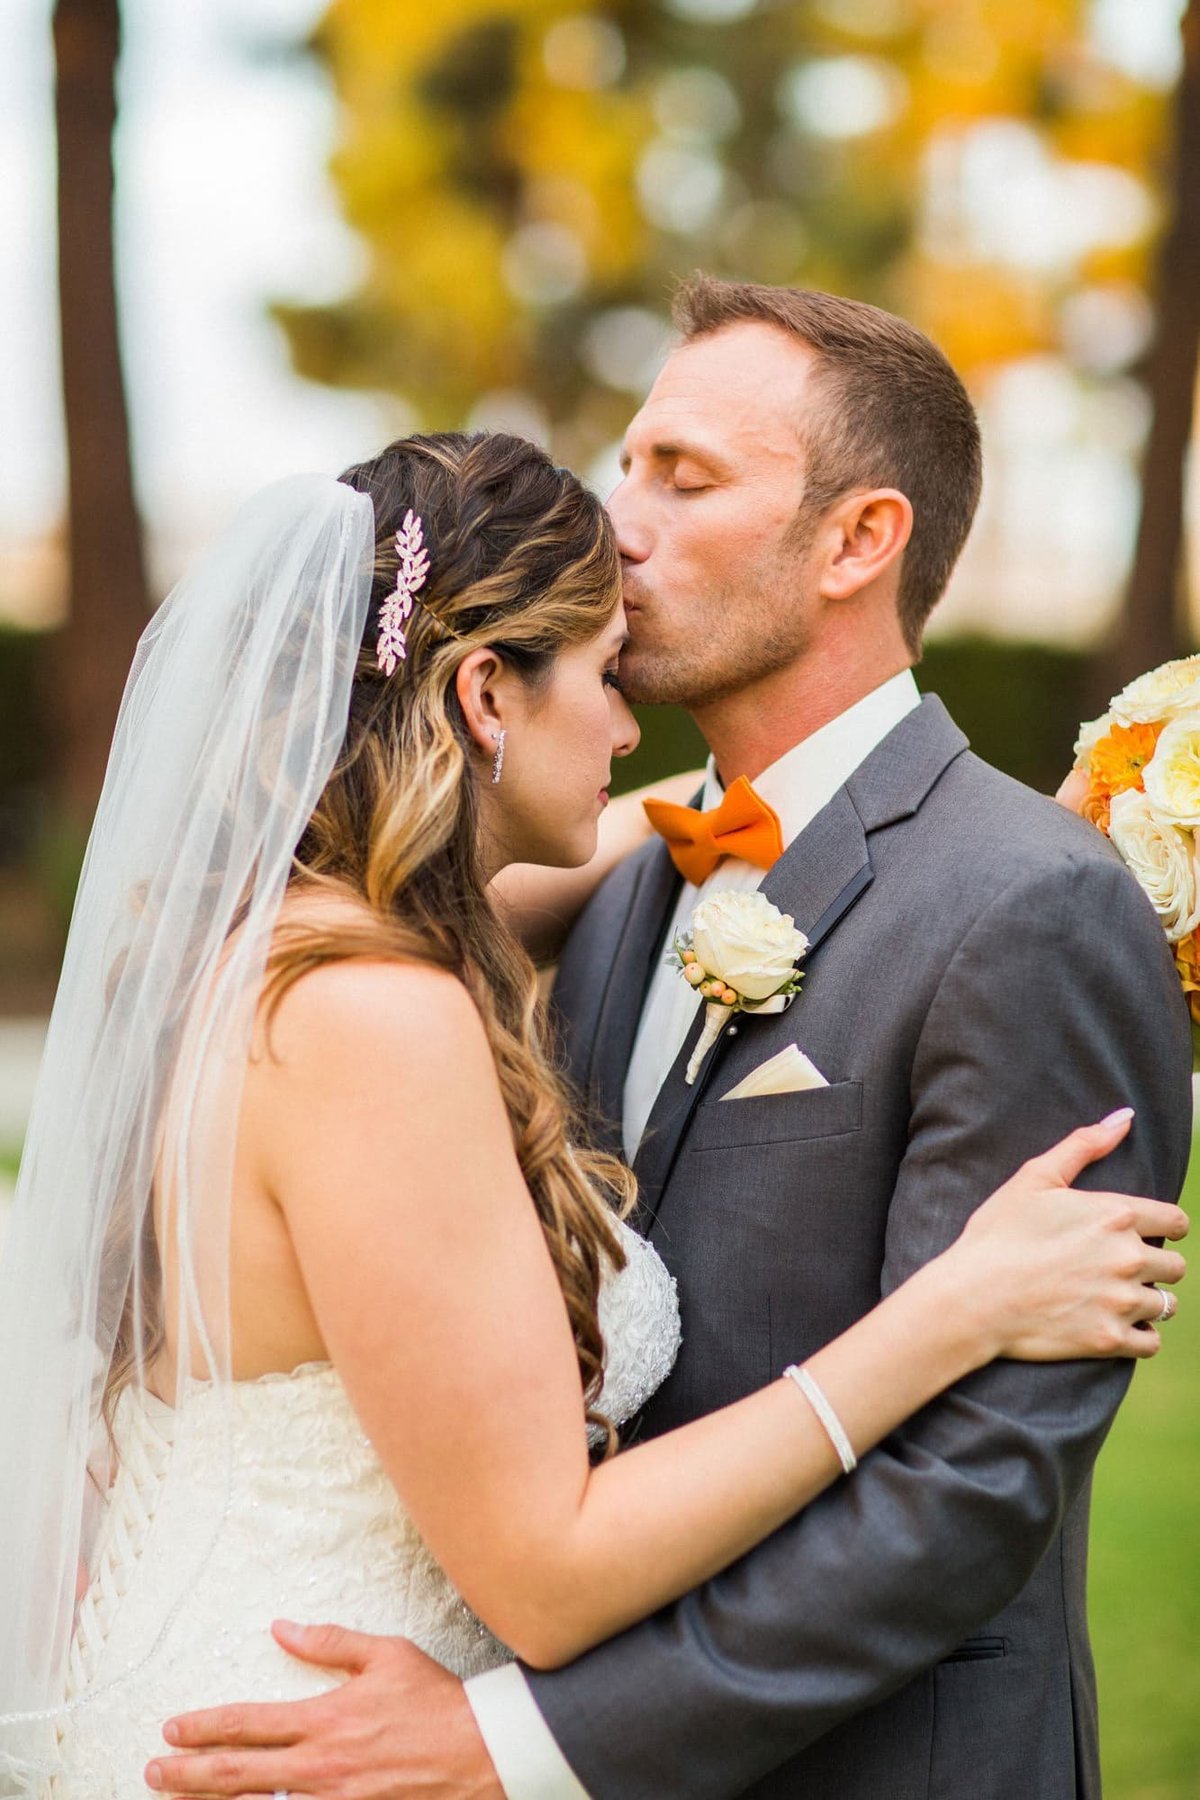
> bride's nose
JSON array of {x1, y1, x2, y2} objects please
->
[{"x1": 611, "y1": 694, "x2": 640, "y2": 760}]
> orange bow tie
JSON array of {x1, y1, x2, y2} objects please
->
[{"x1": 643, "y1": 775, "x2": 785, "y2": 886}]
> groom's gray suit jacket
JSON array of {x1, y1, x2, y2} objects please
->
[{"x1": 529, "y1": 696, "x2": 1192, "y2": 1800}]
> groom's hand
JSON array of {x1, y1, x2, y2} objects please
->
[{"x1": 145, "y1": 1621, "x2": 504, "y2": 1799}]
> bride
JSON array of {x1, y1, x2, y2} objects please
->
[{"x1": 0, "y1": 431, "x2": 1185, "y2": 1797}]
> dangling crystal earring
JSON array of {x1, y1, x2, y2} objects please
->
[{"x1": 491, "y1": 728, "x2": 507, "y2": 786}]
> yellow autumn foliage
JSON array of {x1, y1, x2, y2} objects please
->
[{"x1": 281, "y1": 0, "x2": 1176, "y2": 425}]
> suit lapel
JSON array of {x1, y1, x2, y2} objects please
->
[
  {"x1": 844, "y1": 692, "x2": 968, "y2": 833},
  {"x1": 630, "y1": 696, "x2": 970, "y2": 1227},
  {"x1": 584, "y1": 838, "x2": 681, "y2": 1157},
  {"x1": 630, "y1": 1000, "x2": 720, "y2": 1224},
  {"x1": 758, "y1": 786, "x2": 872, "y2": 948}
]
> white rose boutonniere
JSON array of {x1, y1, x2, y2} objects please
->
[{"x1": 671, "y1": 889, "x2": 809, "y2": 1084}]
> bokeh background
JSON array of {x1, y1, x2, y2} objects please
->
[{"x1": 1, "y1": 1, "x2": 1198, "y2": 1791}]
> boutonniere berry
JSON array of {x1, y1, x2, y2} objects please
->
[{"x1": 670, "y1": 889, "x2": 809, "y2": 1084}]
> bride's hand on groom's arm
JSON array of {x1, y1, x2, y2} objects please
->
[
  {"x1": 942, "y1": 1113, "x2": 1188, "y2": 1361},
  {"x1": 145, "y1": 1622, "x2": 500, "y2": 1800},
  {"x1": 491, "y1": 767, "x2": 703, "y2": 963}
]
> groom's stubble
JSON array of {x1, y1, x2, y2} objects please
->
[{"x1": 616, "y1": 501, "x2": 825, "y2": 714}]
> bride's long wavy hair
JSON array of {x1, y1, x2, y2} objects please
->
[
  {"x1": 285, "y1": 433, "x2": 636, "y2": 1444},
  {"x1": 105, "y1": 431, "x2": 635, "y2": 1449}
]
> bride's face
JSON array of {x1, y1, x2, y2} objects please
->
[{"x1": 489, "y1": 607, "x2": 640, "y2": 869}]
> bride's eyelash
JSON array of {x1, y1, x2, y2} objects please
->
[{"x1": 603, "y1": 668, "x2": 625, "y2": 693}]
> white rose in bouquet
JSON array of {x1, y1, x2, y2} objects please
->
[
  {"x1": 1111, "y1": 656, "x2": 1200, "y2": 727},
  {"x1": 1071, "y1": 660, "x2": 1200, "y2": 1057},
  {"x1": 1108, "y1": 790, "x2": 1200, "y2": 943},
  {"x1": 1143, "y1": 711, "x2": 1200, "y2": 827}
]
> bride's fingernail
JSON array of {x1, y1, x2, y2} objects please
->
[
  {"x1": 1099, "y1": 1106, "x2": 1135, "y2": 1128},
  {"x1": 163, "y1": 1722, "x2": 180, "y2": 1745},
  {"x1": 146, "y1": 1764, "x2": 163, "y2": 1790}
]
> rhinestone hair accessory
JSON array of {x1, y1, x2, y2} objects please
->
[{"x1": 376, "y1": 510, "x2": 431, "y2": 675}]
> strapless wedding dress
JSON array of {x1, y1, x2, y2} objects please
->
[{"x1": 51, "y1": 1219, "x2": 680, "y2": 1799}]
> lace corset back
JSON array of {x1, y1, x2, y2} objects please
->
[{"x1": 52, "y1": 1217, "x2": 680, "y2": 1799}]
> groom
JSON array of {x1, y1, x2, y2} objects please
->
[{"x1": 153, "y1": 278, "x2": 1193, "y2": 1798}]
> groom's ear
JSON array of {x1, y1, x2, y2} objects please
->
[
  {"x1": 818, "y1": 488, "x2": 912, "y2": 603},
  {"x1": 455, "y1": 648, "x2": 511, "y2": 757}
]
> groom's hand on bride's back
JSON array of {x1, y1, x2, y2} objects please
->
[{"x1": 145, "y1": 1621, "x2": 501, "y2": 1800}]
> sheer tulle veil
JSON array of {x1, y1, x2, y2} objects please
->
[{"x1": 0, "y1": 474, "x2": 374, "y2": 1787}]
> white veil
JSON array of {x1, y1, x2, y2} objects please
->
[{"x1": 0, "y1": 473, "x2": 375, "y2": 1787}]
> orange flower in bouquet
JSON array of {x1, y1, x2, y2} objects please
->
[
  {"x1": 1071, "y1": 658, "x2": 1200, "y2": 1053},
  {"x1": 1173, "y1": 929, "x2": 1200, "y2": 1029},
  {"x1": 1083, "y1": 722, "x2": 1164, "y2": 831}
]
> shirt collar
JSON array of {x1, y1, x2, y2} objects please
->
[{"x1": 700, "y1": 669, "x2": 921, "y2": 849}]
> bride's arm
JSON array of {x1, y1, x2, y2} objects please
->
[
  {"x1": 489, "y1": 769, "x2": 703, "y2": 964},
  {"x1": 263, "y1": 962, "x2": 1186, "y2": 1673}
]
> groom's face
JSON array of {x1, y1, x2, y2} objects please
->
[{"x1": 608, "y1": 321, "x2": 827, "y2": 708}]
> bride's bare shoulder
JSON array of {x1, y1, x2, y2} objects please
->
[
  {"x1": 241, "y1": 940, "x2": 503, "y2": 1211},
  {"x1": 236, "y1": 905, "x2": 516, "y2": 1283},
  {"x1": 253, "y1": 894, "x2": 489, "y2": 1096},
  {"x1": 271, "y1": 957, "x2": 478, "y2": 1053}
]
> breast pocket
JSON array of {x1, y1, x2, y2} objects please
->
[{"x1": 689, "y1": 1080, "x2": 863, "y2": 1150}]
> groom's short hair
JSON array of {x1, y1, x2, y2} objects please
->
[{"x1": 672, "y1": 274, "x2": 982, "y2": 654}]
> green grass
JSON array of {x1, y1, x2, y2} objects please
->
[{"x1": 1092, "y1": 1140, "x2": 1200, "y2": 1799}]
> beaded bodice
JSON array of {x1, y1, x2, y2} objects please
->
[{"x1": 51, "y1": 1219, "x2": 680, "y2": 1799}]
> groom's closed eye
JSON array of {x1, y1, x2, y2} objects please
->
[
  {"x1": 618, "y1": 436, "x2": 731, "y2": 481},
  {"x1": 667, "y1": 451, "x2": 722, "y2": 489}
]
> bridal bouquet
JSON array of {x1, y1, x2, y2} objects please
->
[
  {"x1": 671, "y1": 889, "x2": 809, "y2": 1083},
  {"x1": 1070, "y1": 655, "x2": 1200, "y2": 1025}
]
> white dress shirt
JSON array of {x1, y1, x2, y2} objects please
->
[{"x1": 464, "y1": 670, "x2": 922, "y2": 1799}]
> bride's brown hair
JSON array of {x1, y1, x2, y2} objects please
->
[{"x1": 264, "y1": 431, "x2": 635, "y2": 1447}]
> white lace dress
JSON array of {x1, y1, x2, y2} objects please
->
[{"x1": 51, "y1": 1220, "x2": 680, "y2": 1799}]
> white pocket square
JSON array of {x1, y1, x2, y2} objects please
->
[{"x1": 720, "y1": 1044, "x2": 829, "y2": 1100}]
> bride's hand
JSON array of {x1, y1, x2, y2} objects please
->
[{"x1": 947, "y1": 1111, "x2": 1188, "y2": 1362}]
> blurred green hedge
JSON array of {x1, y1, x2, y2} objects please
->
[
  {"x1": 612, "y1": 636, "x2": 1092, "y2": 800},
  {"x1": 0, "y1": 628, "x2": 1094, "y2": 860}
]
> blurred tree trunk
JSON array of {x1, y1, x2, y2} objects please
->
[
  {"x1": 54, "y1": 0, "x2": 149, "y2": 830},
  {"x1": 1092, "y1": 0, "x2": 1200, "y2": 705}
]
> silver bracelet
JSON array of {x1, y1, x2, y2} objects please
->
[{"x1": 783, "y1": 1364, "x2": 857, "y2": 1474}]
